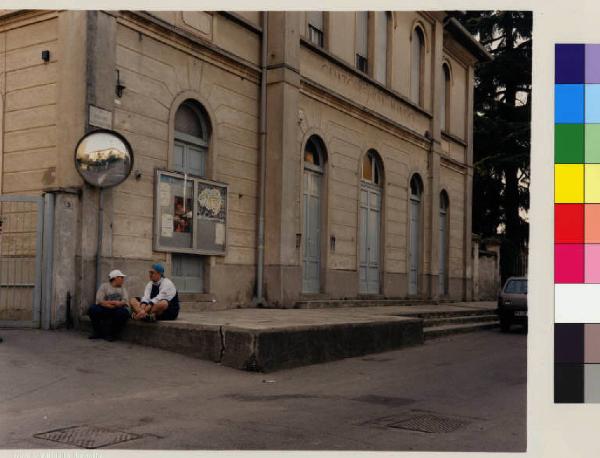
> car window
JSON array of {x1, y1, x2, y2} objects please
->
[{"x1": 504, "y1": 279, "x2": 527, "y2": 294}]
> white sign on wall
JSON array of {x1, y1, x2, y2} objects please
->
[{"x1": 88, "y1": 105, "x2": 113, "y2": 130}]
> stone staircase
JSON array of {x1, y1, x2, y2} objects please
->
[
  {"x1": 177, "y1": 296, "x2": 500, "y2": 341},
  {"x1": 292, "y1": 298, "x2": 432, "y2": 309},
  {"x1": 178, "y1": 296, "x2": 438, "y2": 312},
  {"x1": 420, "y1": 310, "x2": 499, "y2": 339}
]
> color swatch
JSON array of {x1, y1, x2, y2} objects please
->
[{"x1": 555, "y1": 44, "x2": 600, "y2": 403}]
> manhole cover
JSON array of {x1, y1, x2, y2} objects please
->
[
  {"x1": 388, "y1": 415, "x2": 470, "y2": 433},
  {"x1": 34, "y1": 425, "x2": 141, "y2": 448}
]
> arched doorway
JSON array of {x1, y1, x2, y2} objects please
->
[
  {"x1": 408, "y1": 174, "x2": 423, "y2": 296},
  {"x1": 302, "y1": 135, "x2": 326, "y2": 293},
  {"x1": 439, "y1": 190, "x2": 449, "y2": 296},
  {"x1": 359, "y1": 150, "x2": 383, "y2": 295}
]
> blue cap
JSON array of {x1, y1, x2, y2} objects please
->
[{"x1": 151, "y1": 263, "x2": 164, "y2": 276}]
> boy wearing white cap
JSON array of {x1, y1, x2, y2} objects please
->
[{"x1": 88, "y1": 269, "x2": 130, "y2": 341}]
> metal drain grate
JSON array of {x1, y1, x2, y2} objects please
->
[
  {"x1": 388, "y1": 414, "x2": 470, "y2": 433},
  {"x1": 34, "y1": 425, "x2": 141, "y2": 448}
]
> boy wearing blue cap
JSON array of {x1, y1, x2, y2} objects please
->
[{"x1": 129, "y1": 263, "x2": 180, "y2": 322}]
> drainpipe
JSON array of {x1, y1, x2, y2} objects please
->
[
  {"x1": 95, "y1": 188, "x2": 104, "y2": 291},
  {"x1": 42, "y1": 192, "x2": 55, "y2": 330},
  {"x1": 253, "y1": 11, "x2": 268, "y2": 307}
]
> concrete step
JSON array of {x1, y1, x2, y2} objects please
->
[
  {"x1": 397, "y1": 309, "x2": 496, "y2": 319},
  {"x1": 423, "y1": 314, "x2": 498, "y2": 327},
  {"x1": 179, "y1": 293, "x2": 215, "y2": 302},
  {"x1": 424, "y1": 321, "x2": 499, "y2": 340},
  {"x1": 78, "y1": 313, "x2": 423, "y2": 373},
  {"x1": 180, "y1": 301, "x2": 218, "y2": 312},
  {"x1": 293, "y1": 298, "x2": 434, "y2": 309},
  {"x1": 79, "y1": 315, "x2": 223, "y2": 361}
]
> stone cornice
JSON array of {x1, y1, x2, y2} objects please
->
[
  {"x1": 118, "y1": 10, "x2": 261, "y2": 84},
  {"x1": 300, "y1": 76, "x2": 432, "y2": 151},
  {"x1": 218, "y1": 11, "x2": 262, "y2": 35},
  {"x1": 442, "y1": 130, "x2": 467, "y2": 147},
  {"x1": 443, "y1": 34, "x2": 478, "y2": 67},
  {"x1": 0, "y1": 9, "x2": 58, "y2": 32},
  {"x1": 443, "y1": 17, "x2": 492, "y2": 64},
  {"x1": 418, "y1": 11, "x2": 439, "y2": 25},
  {"x1": 440, "y1": 154, "x2": 470, "y2": 173},
  {"x1": 301, "y1": 37, "x2": 433, "y2": 120}
]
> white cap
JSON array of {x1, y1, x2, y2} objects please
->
[{"x1": 108, "y1": 269, "x2": 126, "y2": 279}]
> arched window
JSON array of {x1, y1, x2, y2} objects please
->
[
  {"x1": 362, "y1": 149, "x2": 383, "y2": 186},
  {"x1": 410, "y1": 173, "x2": 423, "y2": 200},
  {"x1": 173, "y1": 99, "x2": 210, "y2": 177},
  {"x1": 441, "y1": 63, "x2": 451, "y2": 132},
  {"x1": 170, "y1": 99, "x2": 211, "y2": 294},
  {"x1": 304, "y1": 135, "x2": 325, "y2": 169},
  {"x1": 440, "y1": 190, "x2": 449, "y2": 212},
  {"x1": 410, "y1": 26, "x2": 425, "y2": 105}
]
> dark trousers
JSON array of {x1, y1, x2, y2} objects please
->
[{"x1": 88, "y1": 304, "x2": 129, "y2": 337}]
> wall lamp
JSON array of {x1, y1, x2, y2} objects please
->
[{"x1": 115, "y1": 70, "x2": 126, "y2": 98}]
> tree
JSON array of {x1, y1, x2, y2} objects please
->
[{"x1": 453, "y1": 11, "x2": 532, "y2": 281}]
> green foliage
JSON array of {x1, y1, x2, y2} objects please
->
[{"x1": 453, "y1": 11, "x2": 532, "y2": 278}]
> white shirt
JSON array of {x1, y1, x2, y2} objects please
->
[{"x1": 141, "y1": 277, "x2": 177, "y2": 304}]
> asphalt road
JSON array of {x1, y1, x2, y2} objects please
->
[{"x1": 0, "y1": 327, "x2": 526, "y2": 451}]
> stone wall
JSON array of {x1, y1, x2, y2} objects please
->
[
  {"x1": 472, "y1": 236, "x2": 501, "y2": 301},
  {"x1": 0, "y1": 11, "x2": 483, "y2": 318},
  {"x1": 0, "y1": 12, "x2": 60, "y2": 195}
]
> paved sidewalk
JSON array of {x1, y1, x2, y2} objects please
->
[
  {"x1": 0, "y1": 327, "x2": 525, "y2": 451},
  {"x1": 173, "y1": 301, "x2": 497, "y2": 328}
]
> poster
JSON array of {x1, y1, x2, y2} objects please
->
[
  {"x1": 161, "y1": 214, "x2": 173, "y2": 237},
  {"x1": 155, "y1": 170, "x2": 227, "y2": 255},
  {"x1": 159, "y1": 182, "x2": 171, "y2": 208},
  {"x1": 197, "y1": 184, "x2": 226, "y2": 221},
  {"x1": 215, "y1": 222, "x2": 225, "y2": 245},
  {"x1": 173, "y1": 195, "x2": 193, "y2": 233}
]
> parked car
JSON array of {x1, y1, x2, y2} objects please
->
[{"x1": 497, "y1": 276, "x2": 527, "y2": 332}]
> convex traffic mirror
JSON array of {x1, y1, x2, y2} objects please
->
[{"x1": 75, "y1": 130, "x2": 133, "y2": 188}]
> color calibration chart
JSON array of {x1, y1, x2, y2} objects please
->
[{"x1": 555, "y1": 44, "x2": 600, "y2": 403}]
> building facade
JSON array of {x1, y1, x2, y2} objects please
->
[{"x1": 0, "y1": 10, "x2": 489, "y2": 327}]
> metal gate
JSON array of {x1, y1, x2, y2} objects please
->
[{"x1": 0, "y1": 195, "x2": 45, "y2": 328}]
